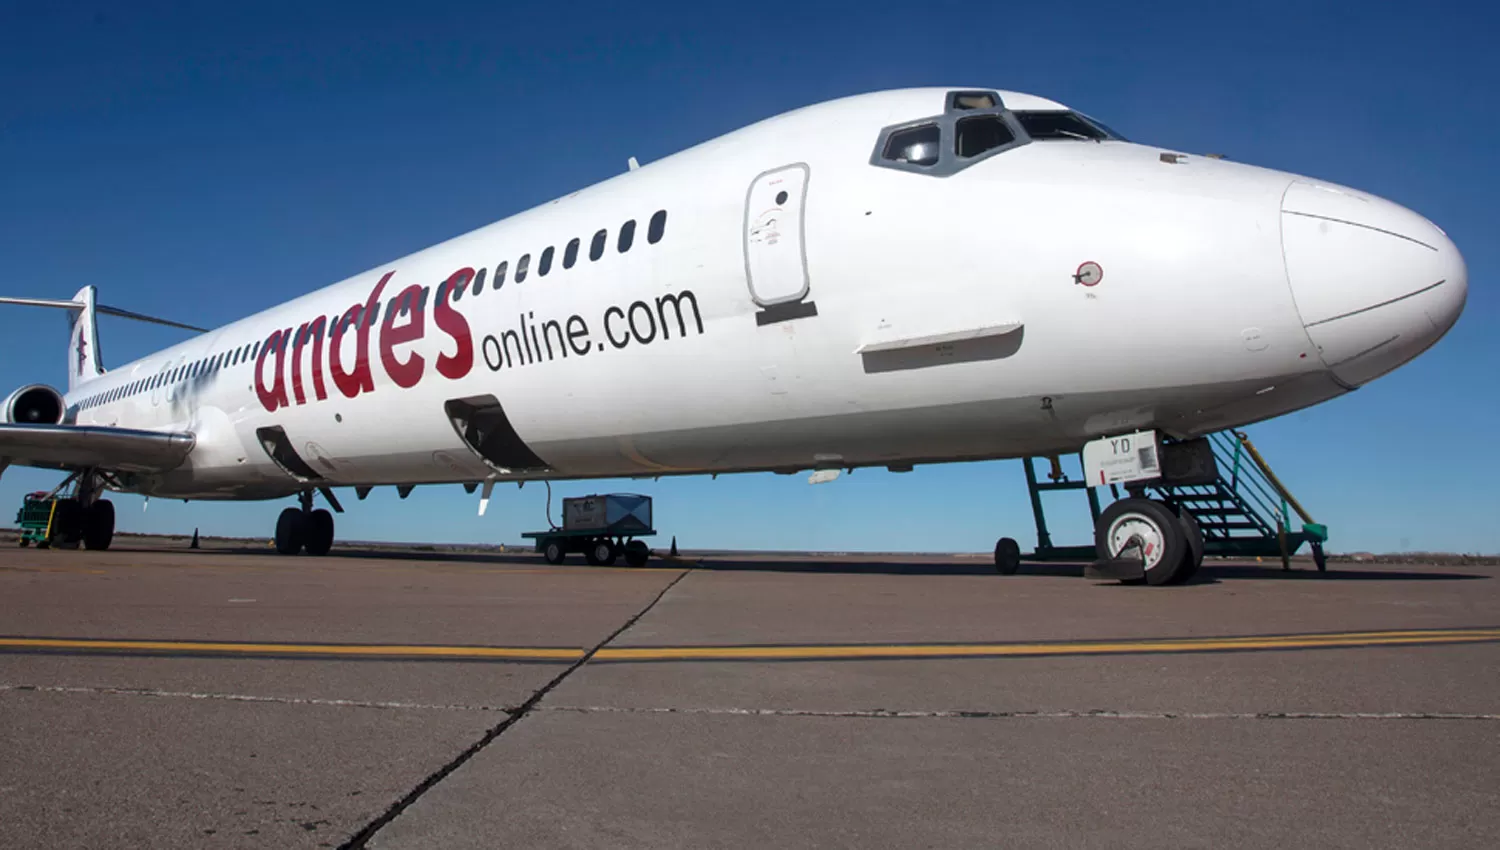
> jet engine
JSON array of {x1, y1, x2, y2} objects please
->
[{"x1": 4, "y1": 384, "x2": 65, "y2": 425}]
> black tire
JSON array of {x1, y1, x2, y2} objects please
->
[
  {"x1": 305, "y1": 508, "x2": 335, "y2": 556},
  {"x1": 623, "y1": 539, "x2": 650, "y2": 568},
  {"x1": 1171, "y1": 507, "x2": 1204, "y2": 584},
  {"x1": 275, "y1": 507, "x2": 306, "y2": 555},
  {"x1": 1094, "y1": 498, "x2": 1187, "y2": 586},
  {"x1": 1312, "y1": 542, "x2": 1327, "y2": 572},
  {"x1": 83, "y1": 499, "x2": 115, "y2": 551},
  {"x1": 19, "y1": 538, "x2": 29, "y2": 548},
  {"x1": 543, "y1": 538, "x2": 567, "y2": 565},
  {"x1": 51, "y1": 498, "x2": 83, "y2": 547},
  {"x1": 994, "y1": 537, "x2": 1022, "y2": 575},
  {"x1": 585, "y1": 538, "x2": 618, "y2": 567}
]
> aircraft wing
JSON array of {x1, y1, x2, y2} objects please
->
[{"x1": 0, "y1": 423, "x2": 195, "y2": 474}]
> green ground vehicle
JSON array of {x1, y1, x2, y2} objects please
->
[{"x1": 15, "y1": 492, "x2": 63, "y2": 548}]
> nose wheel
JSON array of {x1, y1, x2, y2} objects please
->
[{"x1": 1093, "y1": 498, "x2": 1201, "y2": 585}]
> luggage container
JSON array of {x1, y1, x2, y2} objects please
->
[{"x1": 524, "y1": 493, "x2": 655, "y2": 566}]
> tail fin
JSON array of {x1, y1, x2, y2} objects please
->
[
  {"x1": 67, "y1": 286, "x2": 105, "y2": 390},
  {"x1": 0, "y1": 287, "x2": 207, "y2": 391}
]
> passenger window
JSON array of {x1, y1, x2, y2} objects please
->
[
  {"x1": 883, "y1": 124, "x2": 941, "y2": 166},
  {"x1": 648, "y1": 210, "x2": 667, "y2": 244},
  {"x1": 956, "y1": 115, "x2": 1015, "y2": 158},
  {"x1": 619, "y1": 220, "x2": 636, "y2": 253},
  {"x1": 564, "y1": 238, "x2": 580, "y2": 269},
  {"x1": 470, "y1": 268, "x2": 485, "y2": 296},
  {"x1": 539, "y1": 247, "x2": 554, "y2": 277},
  {"x1": 494, "y1": 261, "x2": 508, "y2": 289},
  {"x1": 516, "y1": 254, "x2": 531, "y2": 282},
  {"x1": 590, "y1": 229, "x2": 607, "y2": 261}
]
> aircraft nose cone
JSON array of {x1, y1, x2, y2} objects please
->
[{"x1": 1281, "y1": 181, "x2": 1467, "y2": 387}]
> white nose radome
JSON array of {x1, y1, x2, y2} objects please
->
[{"x1": 1281, "y1": 181, "x2": 1467, "y2": 387}]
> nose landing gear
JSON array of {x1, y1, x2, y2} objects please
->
[
  {"x1": 274, "y1": 491, "x2": 335, "y2": 556},
  {"x1": 1091, "y1": 497, "x2": 1203, "y2": 585}
]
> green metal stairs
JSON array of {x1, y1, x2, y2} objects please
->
[{"x1": 1023, "y1": 430, "x2": 1329, "y2": 570}]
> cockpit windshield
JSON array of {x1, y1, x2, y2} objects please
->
[
  {"x1": 1012, "y1": 111, "x2": 1124, "y2": 141},
  {"x1": 869, "y1": 92, "x2": 1129, "y2": 177}
]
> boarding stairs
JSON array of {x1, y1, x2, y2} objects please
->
[{"x1": 1023, "y1": 429, "x2": 1329, "y2": 570}]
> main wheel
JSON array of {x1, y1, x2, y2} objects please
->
[
  {"x1": 1170, "y1": 507, "x2": 1204, "y2": 584},
  {"x1": 994, "y1": 537, "x2": 1022, "y2": 575},
  {"x1": 275, "y1": 507, "x2": 306, "y2": 555},
  {"x1": 1095, "y1": 498, "x2": 1187, "y2": 586},
  {"x1": 623, "y1": 539, "x2": 650, "y2": 568},
  {"x1": 585, "y1": 538, "x2": 618, "y2": 567},
  {"x1": 83, "y1": 499, "x2": 115, "y2": 551},
  {"x1": 543, "y1": 538, "x2": 567, "y2": 565},
  {"x1": 51, "y1": 499, "x2": 83, "y2": 549},
  {"x1": 305, "y1": 509, "x2": 335, "y2": 556}
]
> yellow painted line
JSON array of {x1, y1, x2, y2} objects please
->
[
  {"x1": 594, "y1": 628, "x2": 1500, "y2": 662},
  {"x1": 0, "y1": 628, "x2": 1495, "y2": 664},
  {"x1": 0, "y1": 637, "x2": 583, "y2": 661}
]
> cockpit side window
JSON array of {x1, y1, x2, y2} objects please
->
[
  {"x1": 1012, "y1": 110, "x2": 1122, "y2": 141},
  {"x1": 882, "y1": 124, "x2": 941, "y2": 167},
  {"x1": 955, "y1": 115, "x2": 1015, "y2": 158}
]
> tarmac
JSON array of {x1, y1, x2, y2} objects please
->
[{"x1": 1, "y1": 539, "x2": 1497, "y2": 849}]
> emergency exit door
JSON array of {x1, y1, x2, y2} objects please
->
[{"x1": 744, "y1": 163, "x2": 817, "y2": 324}]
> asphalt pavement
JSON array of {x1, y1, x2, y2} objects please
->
[{"x1": 1, "y1": 543, "x2": 1495, "y2": 849}]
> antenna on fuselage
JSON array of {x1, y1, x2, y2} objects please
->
[{"x1": 627, "y1": 157, "x2": 640, "y2": 172}]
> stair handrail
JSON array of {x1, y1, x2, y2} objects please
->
[
  {"x1": 1204, "y1": 433, "x2": 1288, "y2": 533},
  {"x1": 1229, "y1": 430, "x2": 1317, "y2": 526}
]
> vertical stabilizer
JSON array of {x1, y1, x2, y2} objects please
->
[{"x1": 67, "y1": 286, "x2": 104, "y2": 391}]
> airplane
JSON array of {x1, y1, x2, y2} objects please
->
[{"x1": 0, "y1": 87, "x2": 1467, "y2": 585}]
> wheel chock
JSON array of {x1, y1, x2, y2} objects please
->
[{"x1": 1085, "y1": 557, "x2": 1147, "y2": 581}]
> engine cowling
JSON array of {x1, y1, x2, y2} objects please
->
[{"x1": 4, "y1": 384, "x2": 65, "y2": 425}]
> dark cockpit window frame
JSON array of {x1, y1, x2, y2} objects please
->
[
  {"x1": 870, "y1": 90, "x2": 1120, "y2": 178},
  {"x1": 1012, "y1": 110, "x2": 1125, "y2": 142}
]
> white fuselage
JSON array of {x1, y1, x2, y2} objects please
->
[{"x1": 61, "y1": 88, "x2": 1468, "y2": 500}]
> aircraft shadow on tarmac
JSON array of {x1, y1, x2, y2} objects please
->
[
  {"x1": 146, "y1": 544, "x2": 1491, "y2": 584},
  {"x1": 623, "y1": 556, "x2": 1490, "y2": 584}
]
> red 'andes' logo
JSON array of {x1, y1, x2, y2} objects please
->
[{"x1": 255, "y1": 269, "x2": 475, "y2": 412}]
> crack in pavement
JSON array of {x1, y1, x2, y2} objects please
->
[
  {"x1": 540, "y1": 704, "x2": 1500, "y2": 721},
  {"x1": 0, "y1": 683, "x2": 514, "y2": 713},
  {"x1": 337, "y1": 566, "x2": 693, "y2": 850}
]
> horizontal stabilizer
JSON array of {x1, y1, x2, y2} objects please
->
[
  {"x1": 0, "y1": 295, "x2": 207, "y2": 332},
  {"x1": 0, "y1": 423, "x2": 195, "y2": 473}
]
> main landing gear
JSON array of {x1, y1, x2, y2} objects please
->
[
  {"x1": 275, "y1": 491, "x2": 335, "y2": 556},
  {"x1": 26, "y1": 470, "x2": 116, "y2": 551},
  {"x1": 1092, "y1": 497, "x2": 1204, "y2": 585}
]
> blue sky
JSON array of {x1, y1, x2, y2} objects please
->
[{"x1": 1, "y1": 1, "x2": 1495, "y2": 554}]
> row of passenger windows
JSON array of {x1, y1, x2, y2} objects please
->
[
  {"x1": 76, "y1": 209, "x2": 671, "y2": 411},
  {"x1": 77, "y1": 338, "x2": 267, "y2": 411},
  {"x1": 447, "y1": 209, "x2": 667, "y2": 303}
]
